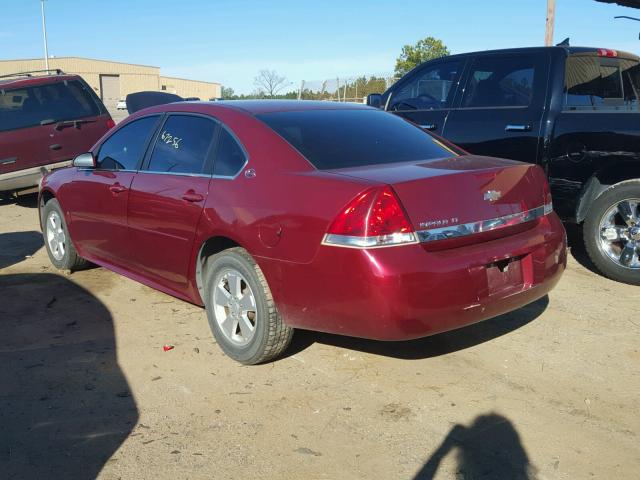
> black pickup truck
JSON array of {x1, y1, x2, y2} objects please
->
[{"x1": 368, "y1": 46, "x2": 640, "y2": 285}]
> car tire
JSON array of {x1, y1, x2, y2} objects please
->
[
  {"x1": 203, "y1": 247, "x2": 293, "y2": 364},
  {"x1": 583, "y1": 179, "x2": 640, "y2": 285},
  {"x1": 42, "y1": 198, "x2": 88, "y2": 271}
]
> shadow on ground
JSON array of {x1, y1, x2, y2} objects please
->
[
  {"x1": 0, "y1": 231, "x2": 44, "y2": 269},
  {"x1": 564, "y1": 222, "x2": 601, "y2": 276},
  {"x1": 286, "y1": 295, "x2": 548, "y2": 360},
  {"x1": 0, "y1": 192, "x2": 39, "y2": 208},
  {"x1": 413, "y1": 413, "x2": 533, "y2": 479},
  {"x1": 0, "y1": 273, "x2": 137, "y2": 479}
]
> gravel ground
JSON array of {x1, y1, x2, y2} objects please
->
[{"x1": 0, "y1": 195, "x2": 638, "y2": 480}]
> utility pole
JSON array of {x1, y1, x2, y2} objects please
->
[
  {"x1": 545, "y1": 0, "x2": 556, "y2": 46},
  {"x1": 41, "y1": 0, "x2": 50, "y2": 70}
]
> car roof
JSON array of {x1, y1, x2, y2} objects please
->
[
  {"x1": 131, "y1": 99, "x2": 374, "y2": 119},
  {"x1": 0, "y1": 74, "x2": 82, "y2": 90},
  {"x1": 194, "y1": 99, "x2": 372, "y2": 115}
]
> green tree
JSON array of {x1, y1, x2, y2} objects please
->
[
  {"x1": 394, "y1": 37, "x2": 450, "y2": 76},
  {"x1": 220, "y1": 86, "x2": 235, "y2": 99}
]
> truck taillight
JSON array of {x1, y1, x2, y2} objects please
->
[
  {"x1": 106, "y1": 119, "x2": 116, "y2": 129},
  {"x1": 323, "y1": 186, "x2": 417, "y2": 248},
  {"x1": 597, "y1": 48, "x2": 618, "y2": 58}
]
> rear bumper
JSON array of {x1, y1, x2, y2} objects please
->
[
  {"x1": 259, "y1": 213, "x2": 566, "y2": 340},
  {"x1": 0, "y1": 160, "x2": 71, "y2": 193}
]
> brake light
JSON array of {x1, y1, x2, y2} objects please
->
[
  {"x1": 323, "y1": 186, "x2": 417, "y2": 248},
  {"x1": 106, "y1": 118, "x2": 116, "y2": 129},
  {"x1": 597, "y1": 48, "x2": 618, "y2": 58}
]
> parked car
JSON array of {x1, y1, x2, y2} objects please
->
[
  {"x1": 116, "y1": 100, "x2": 128, "y2": 110},
  {"x1": 0, "y1": 70, "x2": 114, "y2": 196},
  {"x1": 368, "y1": 46, "x2": 640, "y2": 285},
  {"x1": 39, "y1": 100, "x2": 566, "y2": 364}
]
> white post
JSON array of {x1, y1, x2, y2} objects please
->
[
  {"x1": 41, "y1": 0, "x2": 50, "y2": 71},
  {"x1": 336, "y1": 77, "x2": 340, "y2": 102},
  {"x1": 298, "y1": 80, "x2": 304, "y2": 100}
]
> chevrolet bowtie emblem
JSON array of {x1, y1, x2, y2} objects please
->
[{"x1": 483, "y1": 190, "x2": 502, "y2": 202}]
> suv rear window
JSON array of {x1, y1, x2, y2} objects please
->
[
  {"x1": 257, "y1": 109, "x2": 454, "y2": 170},
  {"x1": 565, "y1": 55, "x2": 640, "y2": 110},
  {"x1": 0, "y1": 79, "x2": 101, "y2": 132}
]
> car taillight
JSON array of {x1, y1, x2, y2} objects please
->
[
  {"x1": 543, "y1": 179, "x2": 553, "y2": 215},
  {"x1": 106, "y1": 119, "x2": 116, "y2": 129},
  {"x1": 323, "y1": 186, "x2": 417, "y2": 248}
]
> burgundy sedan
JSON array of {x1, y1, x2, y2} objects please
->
[{"x1": 39, "y1": 100, "x2": 566, "y2": 364}]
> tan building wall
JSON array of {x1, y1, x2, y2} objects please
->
[
  {"x1": 160, "y1": 76, "x2": 221, "y2": 100},
  {"x1": 0, "y1": 57, "x2": 221, "y2": 104}
]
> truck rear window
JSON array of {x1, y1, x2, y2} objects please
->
[
  {"x1": 257, "y1": 109, "x2": 455, "y2": 170},
  {"x1": 0, "y1": 80, "x2": 102, "y2": 132},
  {"x1": 565, "y1": 55, "x2": 640, "y2": 110}
]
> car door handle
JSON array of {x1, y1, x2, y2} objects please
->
[
  {"x1": 109, "y1": 183, "x2": 127, "y2": 194},
  {"x1": 49, "y1": 144, "x2": 62, "y2": 150},
  {"x1": 505, "y1": 124, "x2": 531, "y2": 132},
  {"x1": 419, "y1": 123, "x2": 437, "y2": 131},
  {"x1": 182, "y1": 191, "x2": 204, "y2": 203}
]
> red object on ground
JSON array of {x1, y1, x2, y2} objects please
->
[{"x1": 162, "y1": 345, "x2": 175, "y2": 352}]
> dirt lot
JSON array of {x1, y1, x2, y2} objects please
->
[{"x1": 1, "y1": 195, "x2": 638, "y2": 480}]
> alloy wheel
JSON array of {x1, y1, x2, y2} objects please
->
[
  {"x1": 46, "y1": 211, "x2": 66, "y2": 261},
  {"x1": 598, "y1": 198, "x2": 640, "y2": 269},
  {"x1": 212, "y1": 268, "x2": 257, "y2": 346}
]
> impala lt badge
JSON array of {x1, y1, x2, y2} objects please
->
[{"x1": 484, "y1": 190, "x2": 502, "y2": 202}]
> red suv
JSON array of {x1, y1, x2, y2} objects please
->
[{"x1": 0, "y1": 70, "x2": 114, "y2": 196}]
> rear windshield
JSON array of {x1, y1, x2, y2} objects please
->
[
  {"x1": 565, "y1": 55, "x2": 640, "y2": 110},
  {"x1": 257, "y1": 109, "x2": 455, "y2": 170},
  {"x1": 0, "y1": 79, "x2": 102, "y2": 132}
]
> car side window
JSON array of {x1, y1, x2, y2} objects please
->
[
  {"x1": 388, "y1": 60, "x2": 462, "y2": 111},
  {"x1": 213, "y1": 128, "x2": 247, "y2": 177},
  {"x1": 564, "y1": 56, "x2": 638, "y2": 110},
  {"x1": 146, "y1": 115, "x2": 216, "y2": 175},
  {"x1": 96, "y1": 116, "x2": 159, "y2": 171},
  {"x1": 461, "y1": 54, "x2": 537, "y2": 108}
]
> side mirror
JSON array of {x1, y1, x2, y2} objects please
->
[
  {"x1": 366, "y1": 93, "x2": 383, "y2": 108},
  {"x1": 73, "y1": 152, "x2": 96, "y2": 168}
]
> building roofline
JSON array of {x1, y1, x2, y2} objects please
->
[
  {"x1": 0, "y1": 56, "x2": 159, "y2": 69},
  {"x1": 160, "y1": 75, "x2": 220, "y2": 86}
]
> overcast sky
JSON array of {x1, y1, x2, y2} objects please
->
[{"x1": 1, "y1": 0, "x2": 639, "y2": 94}]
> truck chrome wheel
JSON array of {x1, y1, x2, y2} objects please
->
[
  {"x1": 46, "y1": 211, "x2": 66, "y2": 261},
  {"x1": 598, "y1": 198, "x2": 640, "y2": 269},
  {"x1": 212, "y1": 268, "x2": 257, "y2": 346}
]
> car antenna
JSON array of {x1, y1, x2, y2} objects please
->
[{"x1": 556, "y1": 37, "x2": 570, "y2": 46}]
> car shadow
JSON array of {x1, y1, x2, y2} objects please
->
[
  {"x1": 0, "y1": 192, "x2": 39, "y2": 208},
  {"x1": 285, "y1": 295, "x2": 548, "y2": 360},
  {"x1": 0, "y1": 231, "x2": 44, "y2": 270},
  {"x1": 564, "y1": 223, "x2": 600, "y2": 275},
  {"x1": 413, "y1": 413, "x2": 533, "y2": 479},
  {"x1": 0, "y1": 273, "x2": 138, "y2": 479}
]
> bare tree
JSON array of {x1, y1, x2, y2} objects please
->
[{"x1": 254, "y1": 70, "x2": 289, "y2": 98}]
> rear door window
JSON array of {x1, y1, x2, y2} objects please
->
[
  {"x1": 565, "y1": 55, "x2": 639, "y2": 110},
  {"x1": 97, "y1": 116, "x2": 160, "y2": 171},
  {"x1": 146, "y1": 115, "x2": 216, "y2": 175},
  {"x1": 213, "y1": 128, "x2": 247, "y2": 177},
  {"x1": 0, "y1": 80, "x2": 101, "y2": 132},
  {"x1": 461, "y1": 54, "x2": 539, "y2": 108},
  {"x1": 388, "y1": 60, "x2": 463, "y2": 111}
]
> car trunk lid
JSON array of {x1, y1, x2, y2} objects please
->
[{"x1": 327, "y1": 155, "x2": 550, "y2": 247}]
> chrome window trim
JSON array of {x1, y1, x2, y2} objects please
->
[
  {"x1": 136, "y1": 170, "x2": 212, "y2": 179},
  {"x1": 416, "y1": 204, "x2": 548, "y2": 243}
]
